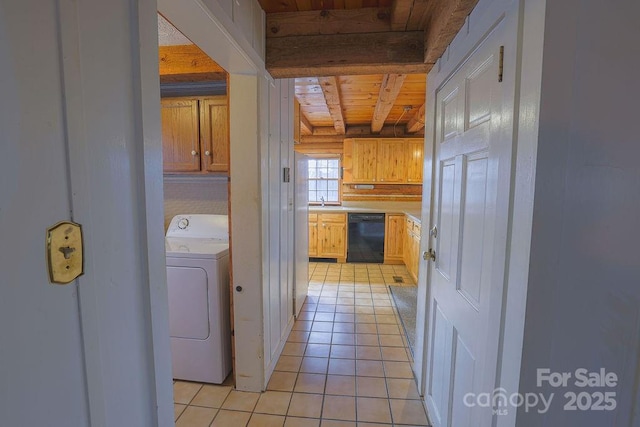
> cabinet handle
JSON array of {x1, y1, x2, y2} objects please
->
[
  {"x1": 323, "y1": 224, "x2": 326, "y2": 228},
  {"x1": 205, "y1": 151, "x2": 211, "y2": 156},
  {"x1": 191, "y1": 150, "x2": 199, "y2": 156}
]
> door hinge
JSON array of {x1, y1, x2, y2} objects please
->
[{"x1": 498, "y1": 46, "x2": 504, "y2": 82}]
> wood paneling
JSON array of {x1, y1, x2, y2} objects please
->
[
  {"x1": 159, "y1": 45, "x2": 227, "y2": 82},
  {"x1": 405, "y1": 139, "x2": 424, "y2": 183},
  {"x1": 200, "y1": 97, "x2": 229, "y2": 172},
  {"x1": 342, "y1": 184, "x2": 422, "y2": 201},
  {"x1": 376, "y1": 139, "x2": 406, "y2": 183},
  {"x1": 294, "y1": 142, "x2": 343, "y2": 154}
]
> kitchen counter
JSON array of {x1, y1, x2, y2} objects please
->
[{"x1": 309, "y1": 202, "x2": 422, "y2": 223}]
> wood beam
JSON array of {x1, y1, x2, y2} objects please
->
[
  {"x1": 390, "y1": 0, "x2": 414, "y2": 31},
  {"x1": 159, "y1": 45, "x2": 226, "y2": 81},
  {"x1": 318, "y1": 76, "x2": 346, "y2": 135},
  {"x1": 300, "y1": 112, "x2": 314, "y2": 135},
  {"x1": 266, "y1": 8, "x2": 391, "y2": 38},
  {"x1": 301, "y1": 124, "x2": 424, "y2": 143},
  {"x1": 406, "y1": 103, "x2": 426, "y2": 133},
  {"x1": 424, "y1": 0, "x2": 480, "y2": 64},
  {"x1": 266, "y1": 32, "x2": 430, "y2": 78},
  {"x1": 371, "y1": 74, "x2": 407, "y2": 133}
]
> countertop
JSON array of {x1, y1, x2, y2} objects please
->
[{"x1": 308, "y1": 201, "x2": 422, "y2": 223}]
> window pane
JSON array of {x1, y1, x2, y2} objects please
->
[
  {"x1": 309, "y1": 180, "x2": 316, "y2": 191},
  {"x1": 309, "y1": 190, "x2": 316, "y2": 201},
  {"x1": 319, "y1": 180, "x2": 328, "y2": 192},
  {"x1": 328, "y1": 180, "x2": 338, "y2": 191},
  {"x1": 328, "y1": 168, "x2": 339, "y2": 179},
  {"x1": 328, "y1": 191, "x2": 339, "y2": 201},
  {"x1": 308, "y1": 159, "x2": 316, "y2": 169}
]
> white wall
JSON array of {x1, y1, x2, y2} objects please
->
[
  {"x1": 516, "y1": 0, "x2": 640, "y2": 425},
  {"x1": 163, "y1": 177, "x2": 229, "y2": 229}
]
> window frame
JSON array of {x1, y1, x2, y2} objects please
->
[{"x1": 307, "y1": 155, "x2": 342, "y2": 206}]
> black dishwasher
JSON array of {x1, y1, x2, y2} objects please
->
[{"x1": 347, "y1": 213, "x2": 385, "y2": 263}]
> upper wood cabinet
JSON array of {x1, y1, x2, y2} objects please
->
[
  {"x1": 406, "y1": 139, "x2": 424, "y2": 183},
  {"x1": 161, "y1": 96, "x2": 229, "y2": 174},
  {"x1": 343, "y1": 138, "x2": 423, "y2": 184},
  {"x1": 377, "y1": 140, "x2": 406, "y2": 183},
  {"x1": 200, "y1": 97, "x2": 229, "y2": 172},
  {"x1": 161, "y1": 99, "x2": 201, "y2": 172}
]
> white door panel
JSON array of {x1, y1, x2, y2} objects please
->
[
  {"x1": 0, "y1": 3, "x2": 89, "y2": 425},
  {"x1": 426, "y1": 21, "x2": 511, "y2": 427}
]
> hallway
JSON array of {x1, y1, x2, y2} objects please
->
[{"x1": 173, "y1": 263, "x2": 430, "y2": 426}]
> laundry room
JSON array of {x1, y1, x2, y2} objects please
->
[{"x1": 158, "y1": 13, "x2": 235, "y2": 386}]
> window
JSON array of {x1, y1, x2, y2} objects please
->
[{"x1": 308, "y1": 158, "x2": 340, "y2": 204}]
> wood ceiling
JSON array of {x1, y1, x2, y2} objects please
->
[{"x1": 159, "y1": 0, "x2": 479, "y2": 141}]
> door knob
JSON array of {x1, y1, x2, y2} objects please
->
[{"x1": 423, "y1": 248, "x2": 436, "y2": 262}]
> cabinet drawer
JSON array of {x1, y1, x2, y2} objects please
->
[
  {"x1": 309, "y1": 213, "x2": 318, "y2": 222},
  {"x1": 319, "y1": 213, "x2": 346, "y2": 223}
]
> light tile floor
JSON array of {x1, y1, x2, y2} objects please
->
[{"x1": 174, "y1": 262, "x2": 430, "y2": 426}]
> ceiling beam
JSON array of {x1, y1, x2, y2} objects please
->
[
  {"x1": 266, "y1": 31, "x2": 430, "y2": 78},
  {"x1": 159, "y1": 45, "x2": 226, "y2": 81},
  {"x1": 371, "y1": 74, "x2": 407, "y2": 133},
  {"x1": 301, "y1": 124, "x2": 423, "y2": 142},
  {"x1": 318, "y1": 77, "x2": 346, "y2": 135},
  {"x1": 300, "y1": 112, "x2": 314, "y2": 135},
  {"x1": 424, "y1": 0, "x2": 480, "y2": 64},
  {"x1": 266, "y1": 8, "x2": 391, "y2": 38},
  {"x1": 406, "y1": 103, "x2": 426, "y2": 133}
]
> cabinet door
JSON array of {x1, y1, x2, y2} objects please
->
[
  {"x1": 309, "y1": 221, "x2": 318, "y2": 257},
  {"x1": 384, "y1": 214, "x2": 405, "y2": 262},
  {"x1": 319, "y1": 222, "x2": 346, "y2": 258},
  {"x1": 376, "y1": 139, "x2": 406, "y2": 183},
  {"x1": 200, "y1": 97, "x2": 229, "y2": 173},
  {"x1": 161, "y1": 99, "x2": 200, "y2": 172},
  {"x1": 345, "y1": 139, "x2": 378, "y2": 183},
  {"x1": 405, "y1": 139, "x2": 424, "y2": 183},
  {"x1": 411, "y1": 232, "x2": 420, "y2": 281}
]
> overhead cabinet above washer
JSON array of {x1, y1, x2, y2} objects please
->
[{"x1": 161, "y1": 96, "x2": 229, "y2": 174}]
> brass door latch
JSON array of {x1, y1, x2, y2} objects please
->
[{"x1": 46, "y1": 221, "x2": 84, "y2": 284}]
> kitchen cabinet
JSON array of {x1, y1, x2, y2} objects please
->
[
  {"x1": 376, "y1": 140, "x2": 406, "y2": 183},
  {"x1": 161, "y1": 96, "x2": 229, "y2": 174},
  {"x1": 309, "y1": 213, "x2": 347, "y2": 262},
  {"x1": 343, "y1": 138, "x2": 423, "y2": 184},
  {"x1": 405, "y1": 139, "x2": 424, "y2": 183},
  {"x1": 384, "y1": 214, "x2": 405, "y2": 264},
  {"x1": 308, "y1": 213, "x2": 318, "y2": 257},
  {"x1": 403, "y1": 216, "x2": 420, "y2": 282}
]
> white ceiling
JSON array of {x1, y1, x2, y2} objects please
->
[{"x1": 157, "y1": 14, "x2": 193, "y2": 46}]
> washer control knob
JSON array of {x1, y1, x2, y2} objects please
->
[{"x1": 177, "y1": 218, "x2": 189, "y2": 230}]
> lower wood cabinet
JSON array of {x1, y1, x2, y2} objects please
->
[
  {"x1": 403, "y1": 216, "x2": 420, "y2": 282},
  {"x1": 309, "y1": 213, "x2": 347, "y2": 262},
  {"x1": 384, "y1": 214, "x2": 405, "y2": 264}
]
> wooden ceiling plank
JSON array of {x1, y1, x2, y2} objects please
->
[
  {"x1": 266, "y1": 8, "x2": 391, "y2": 38},
  {"x1": 295, "y1": 0, "x2": 313, "y2": 11},
  {"x1": 159, "y1": 45, "x2": 226, "y2": 77},
  {"x1": 371, "y1": 73, "x2": 407, "y2": 133},
  {"x1": 405, "y1": 0, "x2": 430, "y2": 30},
  {"x1": 318, "y1": 76, "x2": 346, "y2": 134},
  {"x1": 405, "y1": 102, "x2": 426, "y2": 133},
  {"x1": 390, "y1": 0, "x2": 414, "y2": 31},
  {"x1": 266, "y1": 31, "x2": 430, "y2": 78},
  {"x1": 424, "y1": 0, "x2": 480, "y2": 63}
]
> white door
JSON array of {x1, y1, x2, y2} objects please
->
[
  {"x1": 0, "y1": 3, "x2": 89, "y2": 425},
  {"x1": 293, "y1": 152, "x2": 309, "y2": 316},
  {"x1": 425, "y1": 23, "x2": 512, "y2": 427}
]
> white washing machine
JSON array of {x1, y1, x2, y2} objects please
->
[{"x1": 165, "y1": 214, "x2": 231, "y2": 384}]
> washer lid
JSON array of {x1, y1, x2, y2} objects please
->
[{"x1": 165, "y1": 237, "x2": 229, "y2": 259}]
